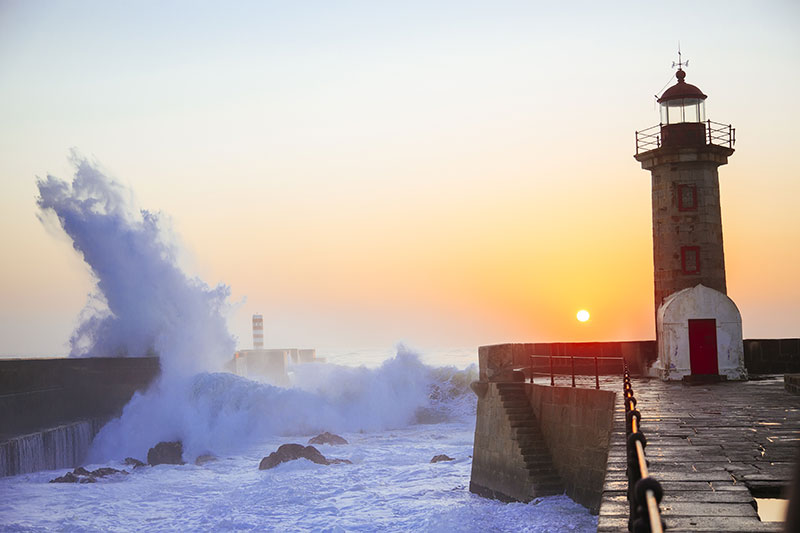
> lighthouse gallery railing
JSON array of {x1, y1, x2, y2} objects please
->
[{"x1": 635, "y1": 120, "x2": 735, "y2": 155}]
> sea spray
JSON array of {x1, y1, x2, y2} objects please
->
[
  {"x1": 36, "y1": 154, "x2": 479, "y2": 467},
  {"x1": 36, "y1": 152, "x2": 234, "y2": 376},
  {"x1": 89, "y1": 348, "x2": 478, "y2": 462}
]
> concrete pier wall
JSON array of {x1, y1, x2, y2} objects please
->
[
  {"x1": 0, "y1": 357, "x2": 160, "y2": 441},
  {"x1": 469, "y1": 380, "x2": 615, "y2": 512},
  {"x1": 744, "y1": 338, "x2": 800, "y2": 374},
  {"x1": 528, "y1": 385, "x2": 616, "y2": 512},
  {"x1": 0, "y1": 419, "x2": 101, "y2": 477},
  {"x1": 469, "y1": 382, "x2": 537, "y2": 502},
  {"x1": 478, "y1": 341, "x2": 656, "y2": 380},
  {"x1": 478, "y1": 338, "x2": 800, "y2": 378}
]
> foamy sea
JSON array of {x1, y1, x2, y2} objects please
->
[{"x1": 0, "y1": 348, "x2": 597, "y2": 532}]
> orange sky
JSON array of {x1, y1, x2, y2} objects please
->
[{"x1": 1, "y1": 1, "x2": 798, "y2": 355}]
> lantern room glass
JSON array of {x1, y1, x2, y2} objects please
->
[{"x1": 660, "y1": 98, "x2": 706, "y2": 125}]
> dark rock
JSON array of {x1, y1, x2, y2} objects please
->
[
  {"x1": 195, "y1": 454, "x2": 217, "y2": 466},
  {"x1": 327, "y1": 458, "x2": 353, "y2": 465},
  {"x1": 51, "y1": 465, "x2": 128, "y2": 483},
  {"x1": 147, "y1": 441, "x2": 184, "y2": 466},
  {"x1": 91, "y1": 467, "x2": 125, "y2": 477},
  {"x1": 50, "y1": 471, "x2": 80, "y2": 483},
  {"x1": 308, "y1": 432, "x2": 348, "y2": 445},
  {"x1": 430, "y1": 454, "x2": 454, "y2": 463},
  {"x1": 124, "y1": 457, "x2": 146, "y2": 468},
  {"x1": 259, "y1": 443, "x2": 332, "y2": 470}
]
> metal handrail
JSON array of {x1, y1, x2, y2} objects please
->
[
  {"x1": 635, "y1": 120, "x2": 735, "y2": 154},
  {"x1": 706, "y1": 120, "x2": 735, "y2": 148},
  {"x1": 528, "y1": 354, "x2": 624, "y2": 389},
  {"x1": 635, "y1": 124, "x2": 661, "y2": 155},
  {"x1": 624, "y1": 364, "x2": 665, "y2": 533}
]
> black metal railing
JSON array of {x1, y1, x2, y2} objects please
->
[
  {"x1": 623, "y1": 363, "x2": 665, "y2": 533},
  {"x1": 528, "y1": 355, "x2": 624, "y2": 389},
  {"x1": 635, "y1": 120, "x2": 735, "y2": 155},
  {"x1": 706, "y1": 120, "x2": 735, "y2": 148},
  {"x1": 634, "y1": 124, "x2": 662, "y2": 154}
]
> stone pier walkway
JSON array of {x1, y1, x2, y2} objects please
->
[{"x1": 596, "y1": 376, "x2": 800, "y2": 532}]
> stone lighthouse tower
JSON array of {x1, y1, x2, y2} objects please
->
[{"x1": 635, "y1": 62, "x2": 746, "y2": 381}]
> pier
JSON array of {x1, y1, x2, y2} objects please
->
[
  {"x1": 470, "y1": 342, "x2": 800, "y2": 531},
  {"x1": 598, "y1": 375, "x2": 799, "y2": 531}
]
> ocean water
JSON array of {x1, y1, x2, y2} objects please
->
[{"x1": 0, "y1": 348, "x2": 597, "y2": 532}]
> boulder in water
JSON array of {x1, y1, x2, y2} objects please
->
[
  {"x1": 91, "y1": 467, "x2": 126, "y2": 477},
  {"x1": 308, "y1": 432, "x2": 348, "y2": 445},
  {"x1": 124, "y1": 457, "x2": 146, "y2": 468},
  {"x1": 259, "y1": 443, "x2": 350, "y2": 470},
  {"x1": 195, "y1": 454, "x2": 217, "y2": 466},
  {"x1": 430, "y1": 454, "x2": 454, "y2": 463},
  {"x1": 147, "y1": 441, "x2": 185, "y2": 466},
  {"x1": 51, "y1": 465, "x2": 127, "y2": 483},
  {"x1": 50, "y1": 471, "x2": 81, "y2": 483}
]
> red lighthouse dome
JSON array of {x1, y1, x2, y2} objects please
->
[{"x1": 658, "y1": 69, "x2": 707, "y2": 146}]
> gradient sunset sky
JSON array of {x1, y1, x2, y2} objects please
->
[{"x1": 1, "y1": 1, "x2": 798, "y2": 356}]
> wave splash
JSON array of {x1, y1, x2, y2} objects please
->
[
  {"x1": 36, "y1": 154, "x2": 478, "y2": 465},
  {"x1": 89, "y1": 347, "x2": 477, "y2": 462},
  {"x1": 36, "y1": 152, "x2": 234, "y2": 376}
]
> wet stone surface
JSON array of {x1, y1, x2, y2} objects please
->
[{"x1": 595, "y1": 375, "x2": 800, "y2": 532}]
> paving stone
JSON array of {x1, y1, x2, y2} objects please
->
[{"x1": 597, "y1": 376, "x2": 800, "y2": 532}]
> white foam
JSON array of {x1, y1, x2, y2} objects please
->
[
  {"x1": 89, "y1": 347, "x2": 477, "y2": 462},
  {"x1": 1, "y1": 421, "x2": 597, "y2": 532}
]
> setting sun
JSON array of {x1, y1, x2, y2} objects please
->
[{"x1": 577, "y1": 310, "x2": 590, "y2": 323}]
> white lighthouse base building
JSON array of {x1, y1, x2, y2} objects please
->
[{"x1": 653, "y1": 284, "x2": 747, "y2": 381}]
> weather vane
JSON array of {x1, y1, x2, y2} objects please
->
[{"x1": 672, "y1": 43, "x2": 689, "y2": 71}]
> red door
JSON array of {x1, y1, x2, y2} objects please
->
[{"x1": 688, "y1": 319, "x2": 718, "y2": 375}]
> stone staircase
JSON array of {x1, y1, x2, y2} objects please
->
[{"x1": 496, "y1": 382, "x2": 564, "y2": 497}]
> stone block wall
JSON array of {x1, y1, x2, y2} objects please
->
[
  {"x1": 744, "y1": 339, "x2": 800, "y2": 374},
  {"x1": 469, "y1": 382, "x2": 534, "y2": 502},
  {"x1": 785, "y1": 374, "x2": 800, "y2": 395},
  {"x1": 0, "y1": 357, "x2": 160, "y2": 440},
  {"x1": 478, "y1": 341, "x2": 656, "y2": 379},
  {"x1": 528, "y1": 385, "x2": 616, "y2": 512},
  {"x1": 470, "y1": 380, "x2": 616, "y2": 512}
]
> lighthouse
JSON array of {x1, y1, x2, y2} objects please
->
[{"x1": 635, "y1": 59, "x2": 746, "y2": 381}]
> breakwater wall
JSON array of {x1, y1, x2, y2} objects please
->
[
  {"x1": 744, "y1": 338, "x2": 800, "y2": 374},
  {"x1": 469, "y1": 379, "x2": 615, "y2": 512},
  {"x1": 471, "y1": 342, "x2": 617, "y2": 512},
  {"x1": 478, "y1": 339, "x2": 800, "y2": 378},
  {"x1": 477, "y1": 341, "x2": 656, "y2": 380},
  {"x1": 0, "y1": 356, "x2": 160, "y2": 439},
  {"x1": 0, "y1": 357, "x2": 160, "y2": 476},
  {"x1": 0, "y1": 419, "x2": 100, "y2": 477}
]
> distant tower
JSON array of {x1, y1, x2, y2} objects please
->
[
  {"x1": 635, "y1": 56, "x2": 745, "y2": 381},
  {"x1": 252, "y1": 314, "x2": 264, "y2": 350}
]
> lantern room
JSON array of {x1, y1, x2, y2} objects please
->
[
  {"x1": 659, "y1": 69, "x2": 706, "y2": 124},
  {"x1": 658, "y1": 69, "x2": 708, "y2": 147}
]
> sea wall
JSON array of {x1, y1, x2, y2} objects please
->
[
  {"x1": 477, "y1": 339, "x2": 800, "y2": 379},
  {"x1": 0, "y1": 419, "x2": 100, "y2": 477},
  {"x1": 470, "y1": 380, "x2": 615, "y2": 512},
  {"x1": 469, "y1": 382, "x2": 536, "y2": 502},
  {"x1": 744, "y1": 338, "x2": 800, "y2": 374},
  {"x1": 477, "y1": 341, "x2": 656, "y2": 380},
  {"x1": 0, "y1": 357, "x2": 160, "y2": 440},
  {"x1": 528, "y1": 385, "x2": 616, "y2": 512}
]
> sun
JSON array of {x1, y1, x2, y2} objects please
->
[{"x1": 576, "y1": 310, "x2": 590, "y2": 322}]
